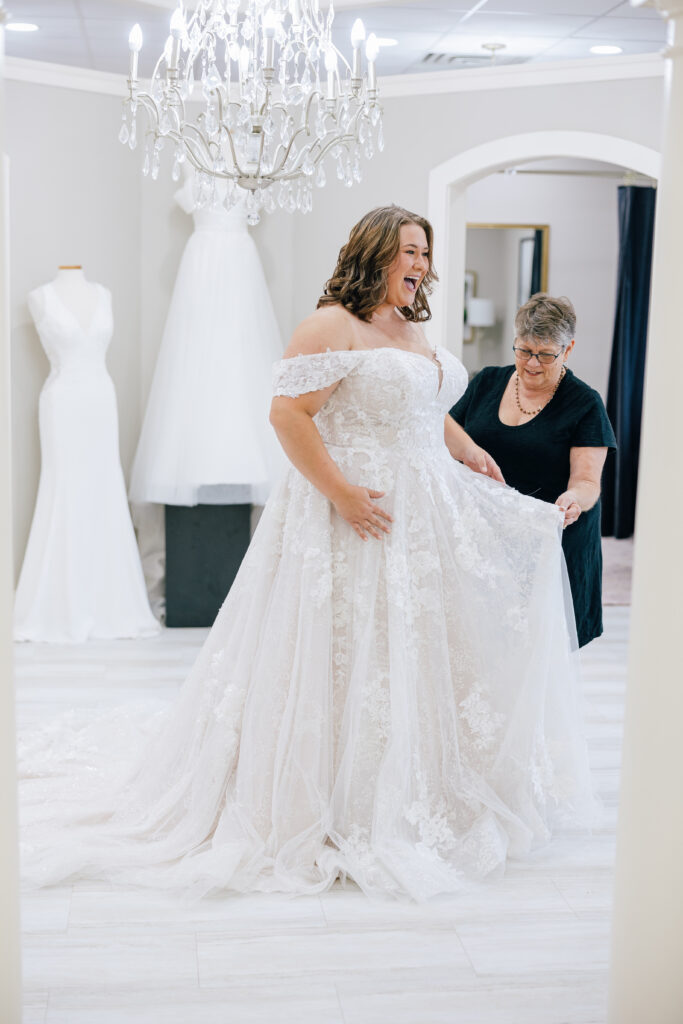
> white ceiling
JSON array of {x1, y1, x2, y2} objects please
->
[{"x1": 3, "y1": 0, "x2": 666, "y2": 78}]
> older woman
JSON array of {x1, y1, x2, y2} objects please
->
[{"x1": 451, "y1": 293, "x2": 616, "y2": 647}]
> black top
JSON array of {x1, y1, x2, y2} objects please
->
[{"x1": 450, "y1": 365, "x2": 616, "y2": 647}]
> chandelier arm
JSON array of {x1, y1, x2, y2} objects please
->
[
  {"x1": 136, "y1": 92, "x2": 162, "y2": 132},
  {"x1": 277, "y1": 120, "x2": 312, "y2": 172},
  {"x1": 219, "y1": 123, "x2": 247, "y2": 180},
  {"x1": 177, "y1": 123, "x2": 222, "y2": 171}
]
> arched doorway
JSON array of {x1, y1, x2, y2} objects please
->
[{"x1": 427, "y1": 131, "x2": 661, "y2": 354}]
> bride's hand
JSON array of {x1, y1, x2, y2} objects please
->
[
  {"x1": 462, "y1": 444, "x2": 505, "y2": 484},
  {"x1": 332, "y1": 486, "x2": 393, "y2": 541}
]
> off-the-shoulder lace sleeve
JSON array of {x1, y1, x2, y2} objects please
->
[{"x1": 272, "y1": 349, "x2": 364, "y2": 398}]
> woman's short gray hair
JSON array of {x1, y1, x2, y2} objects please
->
[{"x1": 514, "y1": 293, "x2": 576, "y2": 349}]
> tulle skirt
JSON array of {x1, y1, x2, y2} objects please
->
[
  {"x1": 19, "y1": 446, "x2": 599, "y2": 900},
  {"x1": 128, "y1": 227, "x2": 285, "y2": 507}
]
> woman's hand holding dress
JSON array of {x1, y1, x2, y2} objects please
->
[
  {"x1": 555, "y1": 447, "x2": 608, "y2": 528},
  {"x1": 461, "y1": 443, "x2": 505, "y2": 483}
]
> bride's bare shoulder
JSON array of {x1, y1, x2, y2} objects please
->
[{"x1": 282, "y1": 304, "x2": 357, "y2": 359}]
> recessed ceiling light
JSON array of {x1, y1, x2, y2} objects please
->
[
  {"x1": 376, "y1": 38, "x2": 398, "y2": 47},
  {"x1": 7, "y1": 22, "x2": 39, "y2": 32},
  {"x1": 590, "y1": 45, "x2": 623, "y2": 55}
]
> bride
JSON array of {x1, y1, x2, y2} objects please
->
[{"x1": 19, "y1": 205, "x2": 597, "y2": 901}]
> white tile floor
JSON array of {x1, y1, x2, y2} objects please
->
[{"x1": 16, "y1": 607, "x2": 628, "y2": 1024}]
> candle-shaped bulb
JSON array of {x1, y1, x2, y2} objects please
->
[
  {"x1": 351, "y1": 18, "x2": 365, "y2": 79},
  {"x1": 325, "y1": 48, "x2": 337, "y2": 100},
  {"x1": 263, "y1": 8, "x2": 277, "y2": 38},
  {"x1": 129, "y1": 23, "x2": 142, "y2": 80},
  {"x1": 129, "y1": 24, "x2": 143, "y2": 51},
  {"x1": 366, "y1": 32, "x2": 379, "y2": 63},
  {"x1": 366, "y1": 33, "x2": 379, "y2": 91},
  {"x1": 351, "y1": 18, "x2": 365, "y2": 49},
  {"x1": 167, "y1": 8, "x2": 183, "y2": 71},
  {"x1": 170, "y1": 8, "x2": 184, "y2": 39},
  {"x1": 262, "y1": 8, "x2": 277, "y2": 71}
]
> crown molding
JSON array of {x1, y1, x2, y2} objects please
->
[
  {"x1": 379, "y1": 52, "x2": 665, "y2": 98},
  {"x1": 4, "y1": 57, "x2": 125, "y2": 97},
  {"x1": 4, "y1": 50, "x2": 665, "y2": 102}
]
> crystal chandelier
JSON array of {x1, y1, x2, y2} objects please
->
[{"x1": 119, "y1": 1, "x2": 384, "y2": 225}]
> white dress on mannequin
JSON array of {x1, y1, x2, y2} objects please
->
[
  {"x1": 19, "y1": 346, "x2": 598, "y2": 899},
  {"x1": 14, "y1": 270, "x2": 158, "y2": 642},
  {"x1": 128, "y1": 172, "x2": 285, "y2": 507}
]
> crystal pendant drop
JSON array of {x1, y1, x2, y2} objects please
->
[
  {"x1": 172, "y1": 159, "x2": 181, "y2": 182},
  {"x1": 118, "y1": 121, "x2": 129, "y2": 146},
  {"x1": 377, "y1": 121, "x2": 384, "y2": 152},
  {"x1": 315, "y1": 163, "x2": 326, "y2": 188},
  {"x1": 142, "y1": 150, "x2": 151, "y2": 177},
  {"x1": 302, "y1": 153, "x2": 315, "y2": 176},
  {"x1": 128, "y1": 120, "x2": 137, "y2": 150}
]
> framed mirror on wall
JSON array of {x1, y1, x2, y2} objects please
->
[{"x1": 463, "y1": 223, "x2": 550, "y2": 376}]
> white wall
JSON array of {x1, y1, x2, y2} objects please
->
[
  {"x1": 463, "y1": 166, "x2": 624, "y2": 395},
  {"x1": 5, "y1": 69, "x2": 663, "y2": 578}
]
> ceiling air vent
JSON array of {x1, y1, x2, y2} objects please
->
[{"x1": 421, "y1": 51, "x2": 527, "y2": 69}]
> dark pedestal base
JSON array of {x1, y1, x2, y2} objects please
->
[{"x1": 165, "y1": 504, "x2": 251, "y2": 627}]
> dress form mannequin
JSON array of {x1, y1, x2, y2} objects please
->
[
  {"x1": 31, "y1": 266, "x2": 98, "y2": 327},
  {"x1": 15, "y1": 268, "x2": 158, "y2": 642}
]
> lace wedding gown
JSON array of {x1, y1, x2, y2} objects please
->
[{"x1": 19, "y1": 346, "x2": 598, "y2": 900}]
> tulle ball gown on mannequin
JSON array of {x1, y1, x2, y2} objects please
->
[
  {"x1": 19, "y1": 344, "x2": 598, "y2": 901},
  {"x1": 14, "y1": 274, "x2": 158, "y2": 643},
  {"x1": 129, "y1": 175, "x2": 284, "y2": 507}
]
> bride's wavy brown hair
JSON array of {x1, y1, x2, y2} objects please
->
[{"x1": 317, "y1": 205, "x2": 438, "y2": 322}]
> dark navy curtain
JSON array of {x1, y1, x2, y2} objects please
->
[
  {"x1": 530, "y1": 229, "x2": 543, "y2": 297},
  {"x1": 601, "y1": 185, "x2": 656, "y2": 539}
]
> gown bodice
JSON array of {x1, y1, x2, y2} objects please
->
[
  {"x1": 273, "y1": 346, "x2": 468, "y2": 458},
  {"x1": 191, "y1": 200, "x2": 250, "y2": 235},
  {"x1": 33, "y1": 283, "x2": 113, "y2": 377}
]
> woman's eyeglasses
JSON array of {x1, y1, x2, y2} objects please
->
[{"x1": 512, "y1": 346, "x2": 563, "y2": 366}]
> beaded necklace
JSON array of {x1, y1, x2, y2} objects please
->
[{"x1": 514, "y1": 365, "x2": 566, "y2": 417}]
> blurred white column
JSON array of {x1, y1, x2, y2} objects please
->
[
  {"x1": 608, "y1": 3, "x2": 683, "y2": 1022},
  {"x1": 0, "y1": 4, "x2": 22, "y2": 1022}
]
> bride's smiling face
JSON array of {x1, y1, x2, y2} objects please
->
[{"x1": 385, "y1": 224, "x2": 430, "y2": 308}]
